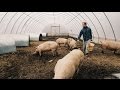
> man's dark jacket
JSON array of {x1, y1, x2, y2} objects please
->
[{"x1": 78, "y1": 26, "x2": 92, "y2": 41}]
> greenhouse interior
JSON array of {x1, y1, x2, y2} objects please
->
[{"x1": 0, "y1": 12, "x2": 120, "y2": 79}]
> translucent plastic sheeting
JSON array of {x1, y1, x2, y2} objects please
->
[
  {"x1": 105, "y1": 12, "x2": 120, "y2": 41},
  {"x1": 42, "y1": 23, "x2": 69, "y2": 36},
  {"x1": 0, "y1": 36, "x2": 16, "y2": 54},
  {"x1": 0, "y1": 12, "x2": 120, "y2": 43}
]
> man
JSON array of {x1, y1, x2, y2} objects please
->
[{"x1": 78, "y1": 22, "x2": 92, "y2": 55}]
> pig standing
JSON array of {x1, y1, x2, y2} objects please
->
[
  {"x1": 56, "y1": 38, "x2": 68, "y2": 47},
  {"x1": 67, "y1": 38, "x2": 77, "y2": 50},
  {"x1": 100, "y1": 40, "x2": 120, "y2": 54},
  {"x1": 33, "y1": 41, "x2": 58, "y2": 56},
  {"x1": 53, "y1": 49, "x2": 84, "y2": 79}
]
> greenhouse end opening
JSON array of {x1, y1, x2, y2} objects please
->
[{"x1": 0, "y1": 12, "x2": 120, "y2": 79}]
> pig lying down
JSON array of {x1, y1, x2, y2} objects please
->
[
  {"x1": 53, "y1": 49, "x2": 84, "y2": 79},
  {"x1": 33, "y1": 41, "x2": 58, "y2": 56}
]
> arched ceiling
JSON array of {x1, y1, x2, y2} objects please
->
[{"x1": 0, "y1": 12, "x2": 120, "y2": 42}]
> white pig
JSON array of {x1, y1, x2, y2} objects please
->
[
  {"x1": 56, "y1": 38, "x2": 68, "y2": 47},
  {"x1": 53, "y1": 49, "x2": 84, "y2": 79},
  {"x1": 67, "y1": 38, "x2": 77, "y2": 50},
  {"x1": 100, "y1": 40, "x2": 120, "y2": 54},
  {"x1": 33, "y1": 41, "x2": 58, "y2": 56}
]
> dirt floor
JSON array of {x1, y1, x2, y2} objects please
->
[{"x1": 0, "y1": 38, "x2": 120, "y2": 79}]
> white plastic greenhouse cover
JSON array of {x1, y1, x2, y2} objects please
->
[
  {"x1": 0, "y1": 12, "x2": 120, "y2": 43},
  {"x1": 0, "y1": 36, "x2": 16, "y2": 54}
]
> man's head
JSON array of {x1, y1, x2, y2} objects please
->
[{"x1": 82, "y1": 22, "x2": 87, "y2": 28}]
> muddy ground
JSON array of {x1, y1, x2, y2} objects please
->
[{"x1": 0, "y1": 38, "x2": 120, "y2": 79}]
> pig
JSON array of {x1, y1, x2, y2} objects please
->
[
  {"x1": 53, "y1": 49, "x2": 84, "y2": 79},
  {"x1": 100, "y1": 40, "x2": 120, "y2": 54},
  {"x1": 33, "y1": 41, "x2": 58, "y2": 56},
  {"x1": 56, "y1": 38, "x2": 68, "y2": 47},
  {"x1": 67, "y1": 38, "x2": 77, "y2": 50}
]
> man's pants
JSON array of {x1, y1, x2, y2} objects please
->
[{"x1": 83, "y1": 40, "x2": 91, "y2": 54}]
